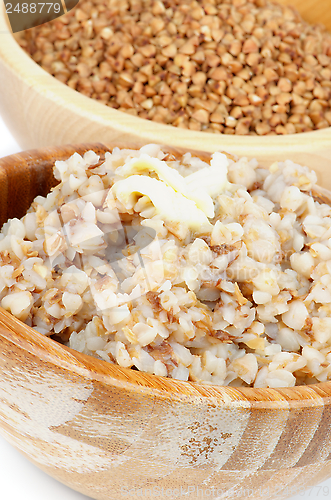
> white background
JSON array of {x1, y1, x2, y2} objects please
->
[{"x1": 0, "y1": 114, "x2": 331, "y2": 500}]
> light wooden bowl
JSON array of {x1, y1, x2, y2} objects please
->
[
  {"x1": 1, "y1": 0, "x2": 331, "y2": 175},
  {"x1": 1, "y1": 143, "x2": 331, "y2": 500}
]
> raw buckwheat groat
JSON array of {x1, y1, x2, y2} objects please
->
[{"x1": 18, "y1": 0, "x2": 331, "y2": 135}]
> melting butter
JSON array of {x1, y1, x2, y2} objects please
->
[
  {"x1": 116, "y1": 154, "x2": 214, "y2": 217},
  {"x1": 185, "y1": 152, "x2": 230, "y2": 197},
  {"x1": 111, "y1": 175, "x2": 212, "y2": 232},
  {"x1": 111, "y1": 152, "x2": 229, "y2": 233}
]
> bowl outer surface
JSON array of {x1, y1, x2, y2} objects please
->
[
  {"x1": 1, "y1": 1, "x2": 331, "y2": 181},
  {"x1": 1, "y1": 144, "x2": 331, "y2": 500}
]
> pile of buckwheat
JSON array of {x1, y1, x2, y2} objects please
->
[
  {"x1": 18, "y1": 0, "x2": 331, "y2": 135},
  {"x1": 2, "y1": 144, "x2": 331, "y2": 388}
]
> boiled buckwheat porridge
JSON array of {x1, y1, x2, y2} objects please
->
[{"x1": 1, "y1": 144, "x2": 331, "y2": 388}]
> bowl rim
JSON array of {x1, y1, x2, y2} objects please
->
[
  {"x1": 1, "y1": 4, "x2": 331, "y2": 158},
  {"x1": 1, "y1": 142, "x2": 331, "y2": 409}
]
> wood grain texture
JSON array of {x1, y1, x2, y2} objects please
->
[
  {"x1": 276, "y1": 0, "x2": 331, "y2": 30},
  {"x1": 1, "y1": 144, "x2": 331, "y2": 499},
  {"x1": 1, "y1": 1, "x2": 331, "y2": 181}
]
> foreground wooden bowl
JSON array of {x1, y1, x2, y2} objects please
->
[
  {"x1": 1, "y1": 0, "x2": 331, "y2": 172},
  {"x1": 1, "y1": 143, "x2": 331, "y2": 500}
]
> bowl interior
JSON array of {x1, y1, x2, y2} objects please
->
[
  {"x1": 1, "y1": 142, "x2": 331, "y2": 406},
  {"x1": 276, "y1": 0, "x2": 331, "y2": 31}
]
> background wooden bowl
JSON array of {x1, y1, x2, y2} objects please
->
[
  {"x1": 2, "y1": 143, "x2": 331, "y2": 500},
  {"x1": 1, "y1": 0, "x2": 331, "y2": 173}
]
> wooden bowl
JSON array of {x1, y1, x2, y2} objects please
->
[
  {"x1": 1, "y1": 0, "x2": 331, "y2": 173},
  {"x1": 2, "y1": 143, "x2": 331, "y2": 500}
]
